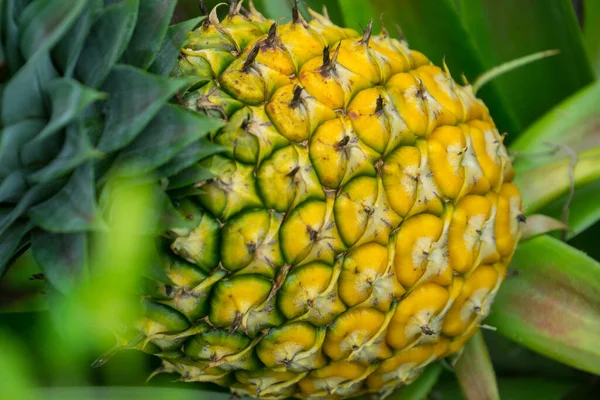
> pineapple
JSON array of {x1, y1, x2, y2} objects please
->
[
  {"x1": 0, "y1": 1, "x2": 524, "y2": 399},
  {"x1": 136, "y1": 2, "x2": 524, "y2": 399}
]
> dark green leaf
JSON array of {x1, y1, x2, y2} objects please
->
[
  {"x1": 389, "y1": 363, "x2": 442, "y2": 400},
  {"x1": 52, "y1": 0, "x2": 103, "y2": 77},
  {"x1": 454, "y1": 332, "x2": 500, "y2": 400},
  {"x1": 75, "y1": 0, "x2": 139, "y2": 88},
  {"x1": 28, "y1": 163, "x2": 106, "y2": 233},
  {"x1": 27, "y1": 121, "x2": 103, "y2": 184},
  {"x1": 488, "y1": 235, "x2": 600, "y2": 374},
  {"x1": 120, "y1": 0, "x2": 176, "y2": 69},
  {"x1": 167, "y1": 164, "x2": 214, "y2": 190},
  {"x1": 148, "y1": 16, "x2": 204, "y2": 76},
  {"x1": 0, "y1": 119, "x2": 46, "y2": 178},
  {"x1": 0, "y1": 0, "x2": 5, "y2": 69},
  {"x1": 365, "y1": 0, "x2": 519, "y2": 136},
  {"x1": 0, "y1": 181, "x2": 63, "y2": 237},
  {"x1": 583, "y1": 0, "x2": 600, "y2": 77},
  {"x1": 98, "y1": 64, "x2": 188, "y2": 152},
  {"x1": 18, "y1": 0, "x2": 86, "y2": 61},
  {"x1": 25, "y1": 78, "x2": 105, "y2": 147},
  {"x1": 0, "y1": 170, "x2": 26, "y2": 202},
  {"x1": 0, "y1": 219, "x2": 31, "y2": 276},
  {"x1": 157, "y1": 139, "x2": 224, "y2": 178},
  {"x1": 111, "y1": 104, "x2": 224, "y2": 176},
  {"x1": 511, "y1": 81, "x2": 600, "y2": 172},
  {"x1": 1, "y1": 53, "x2": 58, "y2": 125},
  {"x1": 457, "y1": 0, "x2": 595, "y2": 134},
  {"x1": 3, "y1": 0, "x2": 28, "y2": 74},
  {"x1": 31, "y1": 230, "x2": 87, "y2": 295}
]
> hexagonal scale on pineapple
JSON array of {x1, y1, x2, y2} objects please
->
[
  {"x1": 393, "y1": 213, "x2": 445, "y2": 288},
  {"x1": 339, "y1": 242, "x2": 405, "y2": 310},
  {"x1": 256, "y1": 322, "x2": 326, "y2": 371},
  {"x1": 427, "y1": 125, "x2": 468, "y2": 201},
  {"x1": 219, "y1": 42, "x2": 293, "y2": 105},
  {"x1": 184, "y1": 328, "x2": 261, "y2": 371},
  {"x1": 465, "y1": 120, "x2": 506, "y2": 192},
  {"x1": 309, "y1": 117, "x2": 379, "y2": 189},
  {"x1": 221, "y1": 209, "x2": 284, "y2": 277},
  {"x1": 279, "y1": 197, "x2": 345, "y2": 266},
  {"x1": 209, "y1": 274, "x2": 282, "y2": 336},
  {"x1": 334, "y1": 175, "x2": 402, "y2": 248},
  {"x1": 215, "y1": 106, "x2": 289, "y2": 165},
  {"x1": 347, "y1": 87, "x2": 415, "y2": 155},
  {"x1": 298, "y1": 361, "x2": 376, "y2": 397},
  {"x1": 170, "y1": 199, "x2": 220, "y2": 272},
  {"x1": 256, "y1": 144, "x2": 325, "y2": 213},
  {"x1": 386, "y1": 283, "x2": 450, "y2": 350},
  {"x1": 495, "y1": 182, "x2": 524, "y2": 257},
  {"x1": 234, "y1": 369, "x2": 306, "y2": 398},
  {"x1": 196, "y1": 155, "x2": 263, "y2": 220},
  {"x1": 442, "y1": 264, "x2": 503, "y2": 336},
  {"x1": 266, "y1": 83, "x2": 337, "y2": 143},
  {"x1": 277, "y1": 261, "x2": 346, "y2": 326},
  {"x1": 386, "y1": 73, "x2": 436, "y2": 137},
  {"x1": 323, "y1": 307, "x2": 392, "y2": 362},
  {"x1": 182, "y1": 81, "x2": 244, "y2": 120},
  {"x1": 367, "y1": 341, "x2": 448, "y2": 391},
  {"x1": 448, "y1": 194, "x2": 493, "y2": 274},
  {"x1": 137, "y1": 300, "x2": 191, "y2": 351},
  {"x1": 299, "y1": 43, "x2": 371, "y2": 111}
]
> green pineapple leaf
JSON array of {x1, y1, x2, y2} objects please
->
[
  {"x1": 17, "y1": 0, "x2": 85, "y2": 61},
  {"x1": 75, "y1": 0, "x2": 139, "y2": 88},
  {"x1": 111, "y1": 104, "x2": 224, "y2": 177},
  {"x1": 97, "y1": 65, "x2": 187, "y2": 152},
  {"x1": 157, "y1": 139, "x2": 224, "y2": 179},
  {"x1": 120, "y1": 0, "x2": 177, "y2": 69},
  {"x1": 52, "y1": 1, "x2": 103, "y2": 77},
  {"x1": 30, "y1": 230, "x2": 88, "y2": 295},
  {"x1": 454, "y1": 332, "x2": 500, "y2": 400},
  {"x1": 488, "y1": 235, "x2": 600, "y2": 374},
  {"x1": 28, "y1": 163, "x2": 106, "y2": 233},
  {"x1": 149, "y1": 16, "x2": 204, "y2": 76},
  {"x1": 24, "y1": 78, "x2": 106, "y2": 148}
]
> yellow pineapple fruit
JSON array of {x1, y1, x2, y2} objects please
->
[{"x1": 135, "y1": 3, "x2": 524, "y2": 399}]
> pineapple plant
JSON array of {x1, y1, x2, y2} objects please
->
[{"x1": 0, "y1": 1, "x2": 599, "y2": 399}]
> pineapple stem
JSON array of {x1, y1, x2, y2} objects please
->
[{"x1": 472, "y1": 49, "x2": 560, "y2": 94}]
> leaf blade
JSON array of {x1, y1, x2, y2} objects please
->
[
  {"x1": 488, "y1": 235, "x2": 600, "y2": 374},
  {"x1": 120, "y1": 0, "x2": 177, "y2": 69},
  {"x1": 454, "y1": 331, "x2": 500, "y2": 400}
]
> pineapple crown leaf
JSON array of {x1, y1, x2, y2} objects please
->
[{"x1": 0, "y1": 1, "x2": 223, "y2": 278}]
